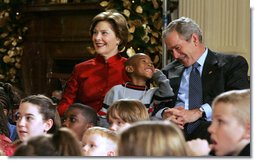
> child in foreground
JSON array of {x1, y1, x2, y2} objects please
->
[
  {"x1": 107, "y1": 99, "x2": 149, "y2": 132},
  {"x1": 81, "y1": 126, "x2": 118, "y2": 156},
  {"x1": 62, "y1": 103, "x2": 98, "y2": 141},
  {"x1": 15, "y1": 95, "x2": 61, "y2": 143},
  {"x1": 187, "y1": 89, "x2": 250, "y2": 156},
  {"x1": 14, "y1": 127, "x2": 82, "y2": 156},
  {"x1": 117, "y1": 120, "x2": 190, "y2": 156}
]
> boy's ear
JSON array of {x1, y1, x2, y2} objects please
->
[
  {"x1": 87, "y1": 122, "x2": 94, "y2": 129},
  {"x1": 243, "y1": 123, "x2": 250, "y2": 139},
  {"x1": 125, "y1": 65, "x2": 134, "y2": 73}
]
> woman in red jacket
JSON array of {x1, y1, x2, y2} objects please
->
[{"x1": 57, "y1": 10, "x2": 129, "y2": 117}]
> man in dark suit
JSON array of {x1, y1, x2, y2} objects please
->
[{"x1": 160, "y1": 17, "x2": 250, "y2": 142}]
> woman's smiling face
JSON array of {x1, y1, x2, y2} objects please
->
[{"x1": 92, "y1": 21, "x2": 120, "y2": 59}]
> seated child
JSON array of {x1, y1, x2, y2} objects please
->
[
  {"x1": 107, "y1": 99, "x2": 149, "y2": 131},
  {"x1": 81, "y1": 126, "x2": 118, "y2": 156},
  {"x1": 117, "y1": 120, "x2": 190, "y2": 156},
  {"x1": 187, "y1": 89, "x2": 250, "y2": 156},
  {"x1": 99, "y1": 53, "x2": 174, "y2": 121},
  {"x1": 62, "y1": 103, "x2": 98, "y2": 141},
  {"x1": 15, "y1": 94, "x2": 61, "y2": 143},
  {"x1": 0, "y1": 105, "x2": 14, "y2": 156},
  {"x1": 0, "y1": 82, "x2": 22, "y2": 141}
]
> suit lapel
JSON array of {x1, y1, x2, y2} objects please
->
[{"x1": 202, "y1": 49, "x2": 219, "y2": 92}]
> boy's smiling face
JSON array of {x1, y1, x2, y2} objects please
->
[{"x1": 126, "y1": 54, "x2": 155, "y2": 81}]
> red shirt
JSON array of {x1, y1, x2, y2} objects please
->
[
  {"x1": 57, "y1": 54, "x2": 128, "y2": 116},
  {"x1": 0, "y1": 134, "x2": 15, "y2": 156}
]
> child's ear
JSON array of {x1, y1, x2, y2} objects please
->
[
  {"x1": 107, "y1": 151, "x2": 115, "y2": 156},
  {"x1": 44, "y1": 119, "x2": 53, "y2": 132},
  {"x1": 125, "y1": 65, "x2": 134, "y2": 73},
  {"x1": 243, "y1": 123, "x2": 250, "y2": 140},
  {"x1": 87, "y1": 122, "x2": 94, "y2": 129}
]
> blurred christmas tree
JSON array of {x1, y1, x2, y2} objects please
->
[
  {"x1": 0, "y1": 0, "x2": 27, "y2": 88},
  {"x1": 100, "y1": 0, "x2": 163, "y2": 68}
]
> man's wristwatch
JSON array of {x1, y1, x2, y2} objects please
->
[{"x1": 199, "y1": 107, "x2": 206, "y2": 118}]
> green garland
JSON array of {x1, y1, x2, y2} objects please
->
[
  {"x1": 0, "y1": 0, "x2": 27, "y2": 88},
  {"x1": 100, "y1": 0, "x2": 163, "y2": 68}
]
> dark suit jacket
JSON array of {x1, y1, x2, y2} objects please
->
[
  {"x1": 162, "y1": 49, "x2": 250, "y2": 108},
  {"x1": 238, "y1": 143, "x2": 250, "y2": 156}
]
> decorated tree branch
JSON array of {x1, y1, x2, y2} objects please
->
[{"x1": 0, "y1": 0, "x2": 27, "y2": 88}]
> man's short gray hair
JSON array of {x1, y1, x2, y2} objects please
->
[{"x1": 162, "y1": 17, "x2": 203, "y2": 43}]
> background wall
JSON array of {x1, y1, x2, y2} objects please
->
[{"x1": 178, "y1": 0, "x2": 250, "y2": 75}]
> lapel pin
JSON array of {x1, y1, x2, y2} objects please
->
[{"x1": 209, "y1": 71, "x2": 213, "y2": 74}]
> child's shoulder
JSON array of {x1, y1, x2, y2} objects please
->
[{"x1": 111, "y1": 83, "x2": 125, "y2": 89}]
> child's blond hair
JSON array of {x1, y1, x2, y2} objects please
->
[
  {"x1": 107, "y1": 99, "x2": 149, "y2": 123},
  {"x1": 84, "y1": 126, "x2": 118, "y2": 144},
  {"x1": 118, "y1": 120, "x2": 190, "y2": 156},
  {"x1": 212, "y1": 89, "x2": 250, "y2": 125}
]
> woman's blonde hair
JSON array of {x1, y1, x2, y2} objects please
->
[
  {"x1": 107, "y1": 99, "x2": 149, "y2": 123},
  {"x1": 118, "y1": 120, "x2": 189, "y2": 156}
]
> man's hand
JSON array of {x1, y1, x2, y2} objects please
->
[
  {"x1": 163, "y1": 106, "x2": 203, "y2": 129},
  {"x1": 162, "y1": 107, "x2": 185, "y2": 129},
  {"x1": 174, "y1": 107, "x2": 202, "y2": 124}
]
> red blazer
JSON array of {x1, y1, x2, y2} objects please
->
[{"x1": 57, "y1": 54, "x2": 128, "y2": 116}]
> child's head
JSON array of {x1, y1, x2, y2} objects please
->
[
  {"x1": 118, "y1": 120, "x2": 189, "y2": 156},
  {"x1": 0, "y1": 105, "x2": 9, "y2": 137},
  {"x1": 0, "y1": 82, "x2": 22, "y2": 124},
  {"x1": 14, "y1": 134, "x2": 57, "y2": 156},
  {"x1": 107, "y1": 99, "x2": 149, "y2": 131},
  {"x1": 14, "y1": 127, "x2": 82, "y2": 156},
  {"x1": 62, "y1": 103, "x2": 98, "y2": 141},
  {"x1": 81, "y1": 126, "x2": 118, "y2": 156},
  {"x1": 124, "y1": 53, "x2": 155, "y2": 82},
  {"x1": 16, "y1": 94, "x2": 61, "y2": 141},
  {"x1": 51, "y1": 127, "x2": 83, "y2": 156},
  {"x1": 208, "y1": 89, "x2": 250, "y2": 156}
]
